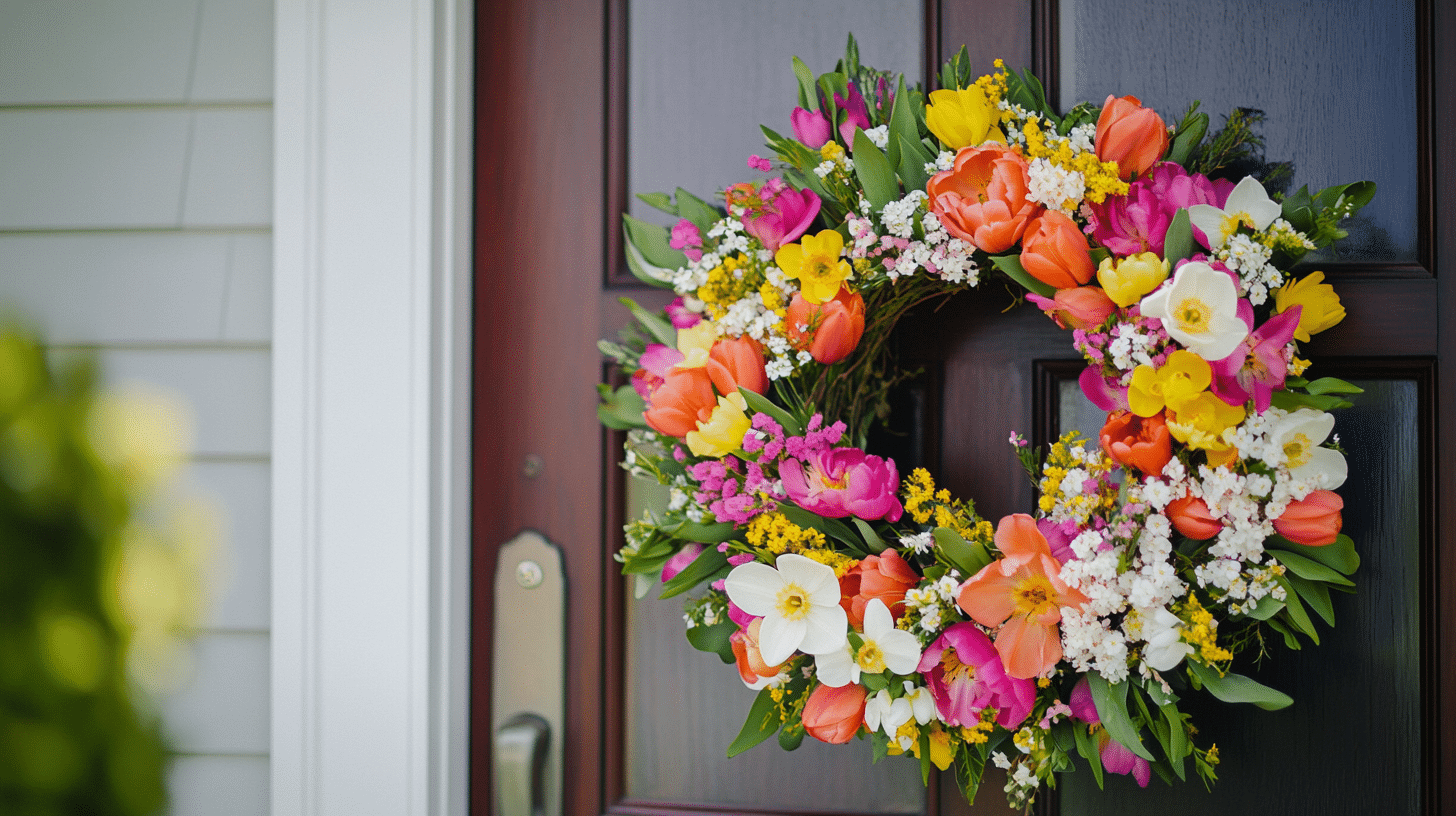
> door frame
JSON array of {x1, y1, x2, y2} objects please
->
[
  {"x1": 271, "y1": 0, "x2": 476, "y2": 814},
  {"x1": 471, "y1": 0, "x2": 1456, "y2": 813}
]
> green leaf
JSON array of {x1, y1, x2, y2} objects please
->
[
  {"x1": 932, "y1": 527, "x2": 993, "y2": 577},
  {"x1": 1087, "y1": 673, "x2": 1155, "y2": 761},
  {"x1": 622, "y1": 213, "x2": 688, "y2": 269},
  {"x1": 896, "y1": 135, "x2": 931, "y2": 196},
  {"x1": 636, "y1": 191, "x2": 677, "y2": 216},
  {"x1": 659, "y1": 546, "x2": 728, "y2": 599},
  {"x1": 852, "y1": 129, "x2": 899, "y2": 214},
  {"x1": 852, "y1": 518, "x2": 888, "y2": 553},
  {"x1": 1167, "y1": 111, "x2": 1208, "y2": 167},
  {"x1": 862, "y1": 672, "x2": 890, "y2": 693},
  {"x1": 622, "y1": 226, "x2": 678, "y2": 287},
  {"x1": 738, "y1": 386, "x2": 803, "y2": 438},
  {"x1": 727, "y1": 686, "x2": 782, "y2": 757},
  {"x1": 1073, "y1": 721, "x2": 1106, "y2": 789},
  {"x1": 778, "y1": 722, "x2": 805, "y2": 751},
  {"x1": 1243, "y1": 593, "x2": 1285, "y2": 620},
  {"x1": 597, "y1": 383, "x2": 647, "y2": 430},
  {"x1": 674, "y1": 521, "x2": 737, "y2": 544},
  {"x1": 1266, "y1": 617, "x2": 1302, "y2": 650},
  {"x1": 989, "y1": 253, "x2": 1055, "y2": 298},
  {"x1": 1269, "y1": 390, "x2": 1354, "y2": 412},
  {"x1": 1286, "y1": 572, "x2": 1336, "y2": 627},
  {"x1": 1268, "y1": 548, "x2": 1355, "y2": 586},
  {"x1": 1163, "y1": 208, "x2": 1195, "y2": 267},
  {"x1": 1304, "y1": 377, "x2": 1365, "y2": 396},
  {"x1": 791, "y1": 56, "x2": 819, "y2": 112},
  {"x1": 1273, "y1": 533, "x2": 1360, "y2": 574},
  {"x1": 1161, "y1": 702, "x2": 1189, "y2": 780},
  {"x1": 619, "y1": 297, "x2": 676, "y2": 347},
  {"x1": 1187, "y1": 661, "x2": 1293, "y2": 710},
  {"x1": 886, "y1": 75, "x2": 919, "y2": 169},
  {"x1": 777, "y1": 503, "x2": 862, "y2": 551},
  {"x1": 674, "y1": 187, "x2": 722, "y2": 233},
  {"x1": 1276, "y1": 574, "x2": 1319, "y2": 643},
  {"x1": 686, "y1": 621, "x2": 737, "y2": 663}
]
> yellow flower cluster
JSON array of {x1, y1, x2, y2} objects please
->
[
  {"x1": 973, "y1": 59, "x2": 1008, "y2": 109},
  {"x1": 959, "y1": 707, "x2": 998, "y2": 744},
  {"x1": 1180, "y1": 595, "x2": 1233, "y2": 664},
  {"x1": 1037, "y1": 432, "x2": 1118, "y2": 519},
  {"x1": 697, "y1": 253, "x2": 764, "y2": 320},
  {"x1": 745, "y1": 512, "x2": 856, "y2": 576},
  {"x1": 1019, "y1": 117, "x2": 1128, "y2": 205},
  {"x1": 901, "y1": 468, "x2": 991, "y2": 542}
]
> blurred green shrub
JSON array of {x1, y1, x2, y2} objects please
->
[{"x1": 0, "y1": 325, "x2": 213, "y2": 815}]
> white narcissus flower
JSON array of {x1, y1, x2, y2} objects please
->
[
  {"x1": 863, "y1": 688, "x2": 914, "y2": 747},
  {"x1": 1187, "y1": 175, "x2": 1283, "y2": 250},
  {"x1": 1271, "y1": 408, "x2": 1347, "y2": 489},
  {"x1": 1140, "y1": 261, "x2": 1249, "y2": 360},
  {"x1": 1138, "y1": 607, "x2": 1194, "y2": 672},
  {"x1": 813, "y1": 598, "x2": 922, "y2": 687},
  {"x1": 724, "y1": 553, "x2": 846, "y2": 666}
]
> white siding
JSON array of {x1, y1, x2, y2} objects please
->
[{"x1": 0, "y1": 0, "x2": 273, "y2": 811}]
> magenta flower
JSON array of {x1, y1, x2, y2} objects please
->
[
  {"x1": 665, "y1": 296, "x2": 700, "y2": 329},
  {"x1": 833, "y1": 83, "x2": 872, "y2": 145},
  {"x1": 1069, "y1": 677, "x2": 1151, "y2": 787},
  {"x1": 630, "y1": 343, "x2": 685, "y2": 400},
  {"x1": 660, "y1": 543, "x2": 703, "y2": 583},
  {"x1": 669, "y1": 218, "x2": 703, "y2": 262},
  {"x1": 1210, "y1": 303, "x2": 1301, "y2": 411},
  {"x1": 1079, "y1": 365, "x2": 1129, "y2": 412},
  {"x1": 916, "y1": 622, "x2": 1034, "y2": 729},
  {"x1": 791, "y1": 107, "x2": 833, "y2": 148},
  {"x1": 742, "y1": 184, "x2": 822, "y2": 254},
  {"x1": 780, "y1": 446, "x2": 902, "y2": 522},
  {"x1": 1085, "y1": 164, "x2": 1232, "y2": 255}
]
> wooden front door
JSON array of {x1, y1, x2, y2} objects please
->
[{"x1": 471, "y1": 1, "x2": 1454, "y2": 814}]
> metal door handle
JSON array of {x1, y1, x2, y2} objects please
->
[
  {"x1": 495, "y1": 713, "x2": 550, "y2": 816},
  {"x1": 492, "y1": 531, "x2": 563, "y2": 816}
]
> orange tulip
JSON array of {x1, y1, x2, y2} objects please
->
[
  {"x1": 1094, "y1": 95, "x2": 1169, "y2": 180},
  {"x1": 1274, "y1": 490, "x2": 1344, "y2": 547},
  {"x1": 786, "y1": 286, "x2": 866, "y2": 365},
  {"x1": 802, "y1": 682, "x2": 866, "y2": 744},
  {"x1": 928, "y1": 144, "x2": 1042, "y2": 253},
  {"x1": 1166, "y1": 495, "x2": 1221, "y2": 540},
  {"x1": 957, "y1": 514, "x2": 1087, "y2": 679},
  {"x1": 642, "y1": 367, "x2": 715, "y2": 439},
  {"x1": 1020, "y1": 210, "x2": 1095, "y2": 290},
  {"x1": 706, "y1": 336, "x2": 768, "y2": 397},
  {"x1": 1029, "y1": 285, "x2": 1117, "y2": 331},
  {"x1": 839, "y1": 549, "x2": 919, "y2": 630},
  {"x1": 1099, "y1": 410, "x2": 1173, "y2": 476},
  {"x1": 730, "y1": 618, "x2": 784, "y2": 686}
]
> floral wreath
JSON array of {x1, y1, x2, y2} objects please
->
[{"x1": 598, "y1": 36, "x2": 1373, "y2": 810}]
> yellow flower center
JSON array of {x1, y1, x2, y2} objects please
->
[
  {"x1": 1174, "y1": 297, "x2": 1212, "y2": 334},
  {"x1": 855, "y1": 641, "x2": 887, "y2": 675},
  {"x1": 939, "y1": 647, "x2": 976, "y2": 684},
  {"x1": 775, "y1": 583, "x2": 812, "y2": 621},
  {"x1": 1012, "y1": 574, "x2": 1058, "y2": 618},
  {"x1": 1284, "y1": 433, "x2": 1312, "y2": 468}
]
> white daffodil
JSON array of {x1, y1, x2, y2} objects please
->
[
  {"x1": 1140, "y1": 261, "x2": 1249, "y2": 360},
  {"x1": 863, "y1": 688, "x2": 915, "y2": 747},
  {"x1": 1187, "y1": 176, "x2": 1283, "y2": 251},
  {"x1": 903, "y1": 681, "x2": 938, "y2": 725},
  {"x1": 812, "y1": 598, "x2": 921, "y2": 687},
  {"x1": 1137, "y1": 606, "x2": 1194, "y2": 672},
  {"x1": 1270, "y1": 408, "x2": 1347, "y2": 488},
  {"x1": 724, "y1": 553, "x2": 847, "y2": 666}
]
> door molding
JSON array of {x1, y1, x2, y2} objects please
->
[{"x1": 272, "y1": 0, "x2": 475, "y2": 813}]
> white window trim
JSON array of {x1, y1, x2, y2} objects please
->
[{"x1": 272, "y1": 1, "x2": 472, "y2": 813}]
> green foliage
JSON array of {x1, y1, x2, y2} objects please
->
[{"x1": 0, "y1": 323, "x2": 209, "y2": 815}]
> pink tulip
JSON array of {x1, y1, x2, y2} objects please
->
[
  {"x1": 1069, "y1": 678, "x2": 1151, "y2": 787},
  {"x1": 742, "y1": 184, "x2": 822, "y2": 254},
  {"x1": 630, "y1": 343, "x2": 685, "y2": 401},
  {"x1": 833, "y1": 83, "x2": 872, "y2": 146},
  {"x1": 791, "y1": 107, "x2": 832, "y2": 149},
  {"x1": 780, "y1": 447, "x2": 902, "y2": 522},
  {"x1": 661, "y1": 543, "x2": 704, "y2": 582}
]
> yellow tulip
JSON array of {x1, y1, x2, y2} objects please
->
[
  {"x1": 1097, "y1": 252, "x2": 1169, "y2": 308},
  {"x1": 1274, "y1": 270, "x2": 1345, "y2": 342},
  {"x1": 924, "y1": 87, "x2": 1005, "y2": 150},
  {"x1": 685, "y1": 392, "x2": 750, "y2": 458},
  {"x1": 1167, "y1": 392, "x2": 1245, "y2": 456},
  {"x1": 675, "y1": 320, "x2": 717, "y2": 368}
]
